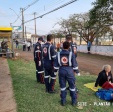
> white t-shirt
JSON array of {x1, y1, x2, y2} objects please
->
[{"x1": 27, "y1": 42, "x2": 30, "y2": 47}]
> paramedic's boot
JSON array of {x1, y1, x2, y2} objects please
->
[
  {"x1": 61, "y1": 100, "x2": 66, "y2": 106},
  {"x1": 72, "y1": 101, "x2": 77, "y2": 106}
]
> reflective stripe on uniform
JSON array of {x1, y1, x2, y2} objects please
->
[
  {"x1": 69, "y1": 88, "x2": 75, "y2": 91},
  {"x1": 73, "y1": 67, "x2": 78, "y2": 70},
  {"x1": 52, "y1": 55, "x2": 56, "y2": 58},
  {"x1": 35, "y1": 50, "x2": 41, "y2": 52},
  {"x1": 44, "y1": 76, "x2": 49, "y2": 78},
  {"x1": 38, "y1": 71, "x2": 44, "y2": 73},
  {"x1": 72, "y1": 45, "x2": 76, "y2": 46},
  {"x1": 69, "y1": 52, "x2": 72, "y2": 66},
  {"x1": 54, "y1": 67, "x2": 59, "y2": 69},
  {"x1": 51, "y1": 77, "x2": 56, "y2": 79},
  {"x1": 58, "y1": 52, "x2": 61, "y2": 66},
  {"x1": 61, "y1": 87, "x2": 66, "y2": 91},
  {"x1": 54, "y1": 72, "x2": 57, "y2": 75},
  {"x1": 48, "y1": 45, "x2": 51, "y2": 60}
]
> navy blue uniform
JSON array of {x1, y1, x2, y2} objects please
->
[
  {"x1": 34, "y1": 42, "x2": 44, "y2": 83},
  {"x1": 42, "y1": 42, "x2": 56, "y2": 92},
  {"x1": 69, "y1": 42, "x2": 77, "y2": 58},
  {"x1": 54, "y1": 50, "x2": 78, "y2": 104},
  {"x1": 69, "y1": 42, "x2": 80, "y2": 75}
]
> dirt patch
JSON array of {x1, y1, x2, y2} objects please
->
[
  {"x1": 15, "y1": 49, "x2": 113, "y2": 75},
  {"x1": 77, "y1": 53, "x2": 113, "y2": 75},
  {"x1": 0, "y1": 58, "x2": 16, "y2": 112}
]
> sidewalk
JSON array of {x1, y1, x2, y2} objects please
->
[{"x1": 0, "y1": 58, "x2": 16, "y2": 112}]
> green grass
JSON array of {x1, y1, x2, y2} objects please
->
[{"x1": 8, "y1": 59, "x2": 113, "y2": 112}]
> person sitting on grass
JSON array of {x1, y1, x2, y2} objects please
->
[{"x1": 94, "y1": 65, "x2": 113, "y2": 89}]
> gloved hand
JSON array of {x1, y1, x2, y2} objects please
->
[{"x1": 39, "y1": 61, "x2": 41, "y2": 66}]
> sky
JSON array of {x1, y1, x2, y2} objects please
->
[{"x1": 0, "y1": 0, "x2": 96, "y2": 35}]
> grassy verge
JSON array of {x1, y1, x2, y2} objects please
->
[{"x1": 8, "y1": 59, "x2": 113, "y2": 112}]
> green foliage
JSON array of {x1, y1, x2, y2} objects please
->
[
  {"x1": 8, "y1": 59, "x2": 113, "y2": 112},
  {"x1": 89, "y1": 0, "x2": 113, "y2": 26}
]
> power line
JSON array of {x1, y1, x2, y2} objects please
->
[
  {"x1": 44, "y1": 0, "x2": 66, "y2": 11},
  {"x1": 24, "y1": 0, "x2": 78, "y2": 24},
  {"x1": 12, "y1": 13, "x2": 21, "y2": 24},
  {"x1": 11, "y1": 0, "x2": 40, "y2": 24},
  {"x1": 23, "y1": 0, "x2": 40, "y2": 11},
  {"x1": 36, "y1": 0, "x2": 66, "y2": 14}
]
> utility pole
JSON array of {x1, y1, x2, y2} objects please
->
[
  {"x1": 25, "y1": 26, "x2": 26, "y2": 39},
  {"x1": 34, "y1": 12, "x2": 37, "y2": 43},
  {"x1": 10, "y1": 23, "x2": 14, "y2": 55},
  {"x1": 21, "y1": 8, "x2": 24, "y2": 39}
]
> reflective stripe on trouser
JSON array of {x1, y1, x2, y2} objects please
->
[
  {"x1": 36, "y1": 70, "x2": 40, "y2": 82},
  {"x1": 60, "y1": 87, "x2": 67, "y2": 102},
  {"x1": 59, "y1": 76, "x2": 67, "y2": 102},
  {"x1": 44, "y1": 75, "x2": 50, "y2": 91},
  {"x1": 59, "y1": 71, "x2": 76, "y2": 103},
  {"x1": 35, "y1": 60, "x2": 44, "y2": 82},
  {"x1": 39, "y1": 72, "x2": 45, "y2": 84},
  {"x1": 44, "y1": 68, "x2": 56, "y2": 91},
  {"x1": 49, "y1": 76, "x2": 56, "y2": 91},
  {"x1": 69, "y1": 88, "x2": 76, "y2": 103}
]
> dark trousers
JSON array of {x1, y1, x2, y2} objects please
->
[
  {"x1": 87, "y1": 47, "x2": 90, "y2": 53},
  {"x1": 44, "y1": 68, "x2": 56, "y2": 91},
  {"x1": 16, "y1": 44, "x2": 19, "y2": 48},
  {"x1": 23, "y1": 45, "x2": 26, "y2": 51},
  {"x1": 35, "y1": 60, "x2": 44, "y2": 83},
  {"x1": 59, "y1": 69, "x2": 76, "y2": 103},
  {"x1": 27, "y1": 46, "x2": 31, "y2": 51}
]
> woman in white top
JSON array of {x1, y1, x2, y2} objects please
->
[{"x1": 27, "y1": 41, "x2": 31, "y2": 51}]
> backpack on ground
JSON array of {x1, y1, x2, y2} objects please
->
[{"x1": 95, "y1": 88, "x2": 113, "y2": 101}]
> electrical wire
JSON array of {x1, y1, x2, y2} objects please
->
[
  {"x1": 24, "y1": 0, "x2": 78, "y2": 24},
  {"x1": 36, "y1": 0, "x2": 66, "y2": 14},
  {"x1": 11, "y1": 0, "x2": 40, "y2": 24},
  {"x1": 23, "y1": 0, "x2": 40, "y2": 11}
]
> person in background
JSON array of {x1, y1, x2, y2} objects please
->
[
  {"x1": 60, "y1": 41, "x2": 63, "y2": 51},
  {"x1": 57, "y1": 42, "x2": 60, "y2": 52},
  {"x1": 54, "y1": 41, "x2": 78, "y2": 106},
  {"x1": 87, "y1": 40, "x2": 92, "y2": 54},
  {"x1": 27, "y1": 41, "x2": 31, "y2": 51},
  {"x1": 23, "y1": 40, "x2": 26, "y2": 51},
  {"x1": 30, "y1": 40, "x2": 32, "y2": 48},
  {"x1": 15, "y1": 40, "x2": 19, "y2": 49},
  {"x1": 94, "y1": 65, "x2": 113, "y2": 89},
  {"x1": 42, "y1": 34, "x2": 56, "y2": 93}
]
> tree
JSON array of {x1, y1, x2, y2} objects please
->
[
  {"x1": 58, "y1": 13, "x2": 103, "y2": 44},
  {"x1": 50, "y1": 30, "x2": 64, "y2": 43},
  {"x1": 88, "y1": 0, "x2": 113, "y2": 44},
  {"x1": 57, "y1": 18, "x2": 72, "y2": 35},
  {"x1": 57, "y1": 0, "x2": 113, "y2": 44},
  {"x1": 89, "y1": 0, "x2": 113, "y2": 26}
]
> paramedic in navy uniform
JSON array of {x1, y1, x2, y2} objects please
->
[
  {"x1": 66, "y1": 34, "x2": 80, "y2": 76},
  {"x1": 34, "y1": 37, "x2": 44, "y2": 84},
  {"x1": 43, "y1": 34, "x2": 56, "y2": 93},
  {"x1": 54, "y1": 41, "x2": 78, "y2": 106}
]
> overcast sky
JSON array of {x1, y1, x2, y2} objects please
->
[{"x1": 0, "y1": 0, "x2": 96, "y2": 35}]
